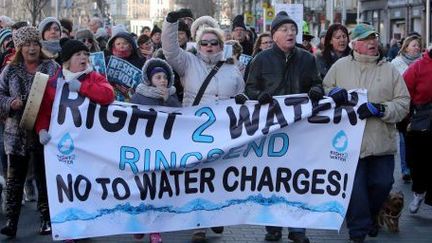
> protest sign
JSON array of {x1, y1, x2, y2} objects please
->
[
  {"x1": 89, "y1": 52, "x2": 107, "y2": 78},
  {"x1": 106, "y1": 56, "x2": 142, "y2": 101}
]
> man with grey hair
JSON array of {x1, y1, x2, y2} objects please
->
[{"x1": 88, "y1": 17, "x2": 104, "y2": 34}]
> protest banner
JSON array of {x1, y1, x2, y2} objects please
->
[
  {"x1": 106, "y1": 56, "x2": 142, "y2": 101},
  {"x1": 45, "y1": 83, "x2": 366, "y2": 240},
  {"x1": 89, "y1": 52, "x2": 107, "y2": 78}
]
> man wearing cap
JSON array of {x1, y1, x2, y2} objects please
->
[
  {"x1": 241, "y1": 11, "x2": 323, "y2": 243},
  {"x1": 232, "y1": 14, "x2": 253, "y2": 55},
  {"x1": 323, "y1": 23, "x2": 410, "y2": 243}
]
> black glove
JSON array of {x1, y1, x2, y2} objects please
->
[
  {"x1": 258, "y1": 93, "x2": 273, "y2": 105},
  {"x1": 166, "y1": 10, "x2": 187, "y2": 23},
  {"x1": 328, "y1": 87, "x2": 348, "y2": 106},
  {"x1": 308, "y1": 86, "x2": 324, "y2": 102},
  {"x1": 357, "y1": 102, "x2": 386, "y2": 120},
  {"x1": 234, "y1": 93, "x2": 249, "y2": 105}
]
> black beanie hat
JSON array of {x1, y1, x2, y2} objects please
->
[
  {"x1": 151, "y1": 25, "x2": 162, "y2": 37},
  {"x1": 271, "y1": 11, "x2": 298, "y2": 36},
  {"x1": 60, "y1": 39, "x2": 89, "y2": 62},
  {"x1": 178, "y1": 8, "x2": 194, "y2": 20},
  {"x1": 178, "y1": 20, "x2": 191, "y2": 39},
  {"x1": 232, "y1": 15, "x2": 246, "y2": 30}
]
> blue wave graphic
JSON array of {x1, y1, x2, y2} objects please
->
[{"x1": 52, "y1": 194, "x2": 345, "y2": 224}]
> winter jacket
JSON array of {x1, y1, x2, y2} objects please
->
[
  {"x1": 391, "y1": 56, "x2": 409, "y2": 75},
  {"x1": 35, "y1": 68, "x2": 115, "y2": 134},
  {"x1": 403, "y1": 51, "x2": 432, "y2": 106},
  {"x1": 323, "y1": 51, "x2": 410, "y2": 158},
  {"x1": 245, "y1": 44, "x2": 322, "y2": 99},
  {"x1": 316, "y1": 50, "x2": 350, "y2": 79},
  {"x1": 162, "y1": 20, "x2": 244, "y2": 107},
  {"x1": 0, "y1": 60, "x2": 59, "y2": 156},
  {"x1": 130, "y1": 58, "x2": 181, "y2": 107}
]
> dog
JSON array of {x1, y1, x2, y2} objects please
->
[{"x1": 378, "y1": 191, "x2": 404, "y2": 233}]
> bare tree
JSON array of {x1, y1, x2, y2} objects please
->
[
  {"x1": 95, "y1": 0, "x2": 108, "y2": 18},
  {"x1": 25, "y1": 0, "x2": 50, "y2": 25}
]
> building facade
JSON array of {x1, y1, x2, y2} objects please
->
[{"x1": 360, "y1": 0, "x2": 430, "y2": 46}]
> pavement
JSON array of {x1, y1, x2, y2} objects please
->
[{"x1": 1, "y1": 162, "x2": 431, "y2": 243}]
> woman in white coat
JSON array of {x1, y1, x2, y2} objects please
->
[
  {"x1": 161, "y1": 10, "x2": 245, "y2": 243},
  {"x1": 162, "y1": 11, "x2": 244, "y2": 107}
]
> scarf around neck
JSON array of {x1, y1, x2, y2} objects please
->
[
  {"x1": 113, "y1": 47, "x2": 132, "y2": 59},
  {"x1": 198, "y1": 51, "x2": 223, "y2": 65},
  {"x1": 41, "y1": 40, "x2": 61, "y2": 55},
  {"x1": 135, "y1": 83, "x2": 176, "y2": 101},
  {"x1": 401, "y1": 52, "x2": 421, "y2": 66},
  {"x1": 62, "y1": 65, "x2": 92, "y2": 81}
]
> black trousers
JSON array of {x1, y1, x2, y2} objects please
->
[
  {"x1": 406, "y1": 130, "x2": 432, "y2": 205},
  {"x1": 4, "y1": 150, "x2": 49, "y2": 225}
]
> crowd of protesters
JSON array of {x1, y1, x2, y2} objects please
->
[{"x1": 0, "y1": 7, "x2": 430, "y2": 243}]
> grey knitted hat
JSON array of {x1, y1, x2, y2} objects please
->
[{"x1": 38, "y1": 17, "x2": 61, "y2": 39}]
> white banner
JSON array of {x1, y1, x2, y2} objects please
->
[{"x1": 45, "y1": 83, "x2": 366, "y2": 240}]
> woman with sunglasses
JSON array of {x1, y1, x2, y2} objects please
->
[
  {"x1": 162, "y1": 11, "x2": 244, "y2": 243},
  {"x1": 162, "y1": 11, "x2": 244, "y2": 108},
  {"x1": 75, "y1": 28, "x2": 100, "y2": 53}
]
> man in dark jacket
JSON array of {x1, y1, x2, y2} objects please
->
[
  {"x1": 232, "y1": 14, "x2": 253, "y2": 55},
  {"x1": 242, "y1": 11, "x2": 323, "y2": 243}
]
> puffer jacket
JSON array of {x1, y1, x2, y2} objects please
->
[
  {"x1": 162, "y1": 20, "x2": 244, "y2": 107},
  {"x1": 245, "y1": 44, "x2": 322, "y2": 99},
  {"x1": 35, "y1": 67, "x2": 115, "y2": 134},
  {"x1": 0, "y1": 59, "x2": 59, "y2": 156},
  {"x1": 323, "y1": 51, "x2": 410, "y2": 158}
]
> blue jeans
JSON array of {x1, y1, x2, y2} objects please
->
[
  {"x1": 346, "y1": 155, "x2": 394, "y2": 239},
  {"x1": 0, "y1": 123, "x2": 7, "y2": 177},
  {"x1": 399, "y1": 132, "x2": 409, "y2": 176}
]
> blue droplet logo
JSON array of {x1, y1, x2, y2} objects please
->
[
  {"x1": 58, "y1": 133, "x2": 75, "y2": 155},
  {"x1": 332, "y1": 130, "x2": 348, "y2": 152}
]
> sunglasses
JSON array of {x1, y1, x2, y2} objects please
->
[
  {"x1": 79, "y1": 38, "x2": 93, "y2": 44},
  {"x1": 200, "y1": 39, "x2": 219, "y2": 47}
]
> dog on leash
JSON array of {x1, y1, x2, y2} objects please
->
[{"x1": 378, "y1": 191, "x2": 404, "y2": 232}]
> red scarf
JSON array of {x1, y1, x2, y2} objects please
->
[{"x1": 113, "y1": 47, "x2": 132, "y2": 58}]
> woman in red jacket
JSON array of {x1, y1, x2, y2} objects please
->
[
  {"x1": 403, "y1": 47, "x2": 432, "y2": 214},
  {"x1": 35, "y1": 39, "x2": 115, "y2": 143}
]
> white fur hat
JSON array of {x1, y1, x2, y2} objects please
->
[{"x1": 190, "y1": 16, "x2": 220, "y2": 41}]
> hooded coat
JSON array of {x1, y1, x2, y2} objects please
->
[{"x1": 130, "y1": 58, "x2": 181, "y2": 107}]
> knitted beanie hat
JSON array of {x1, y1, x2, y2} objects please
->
[
  {"x1": 60, "y1": 39, "x2": 89, "y2": 62},
  {"x1": 271, "y1": 11, "x2": 298, "y2": 36},
  {"x1": 38, "y1": 17, "x2": 61, "y2": 39},
  {"x1": 0, "y1": 28, "x2": 12, "y2": 46}
]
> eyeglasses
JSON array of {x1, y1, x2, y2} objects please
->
[
  {"x1": 79, "y1": 38, "x2": 93, "y2": 44},
  {"x1": 199, "y1": 39, "x2": 219, "y2": 47},
  {"x1": 358, "y1": 33, "x2": 379, "y2": 41}
]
